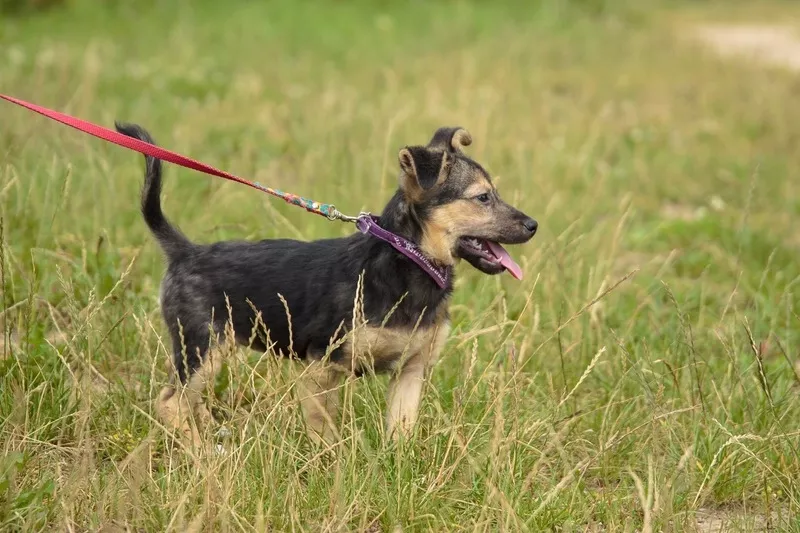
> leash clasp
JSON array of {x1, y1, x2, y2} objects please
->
[{"x1": 329, "y1": 207, "x2": 369, "y2": 224}]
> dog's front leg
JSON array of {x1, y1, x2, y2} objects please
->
[
  {"x1": 386, "y1": 323, "x2": 449, "y2": 440},
  {"x1": 386, "y1": 354, "x2": 427, "y2": 439},
  {"x1": 297, "y1": 361, "x2": 342, "y2": 445}
]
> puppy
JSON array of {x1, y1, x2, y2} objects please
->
[{"x1": 116, "y1": 124, "x2": 537, "y2": 447}]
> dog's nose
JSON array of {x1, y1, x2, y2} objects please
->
[{"x1": 523, "y1": 218, "x2": 538, "y2": 235}]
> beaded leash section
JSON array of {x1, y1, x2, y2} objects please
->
[{"x1": 250, "y1": 184, "x2": 357, "y2": 222}]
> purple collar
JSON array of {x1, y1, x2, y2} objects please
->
[{"x1": 356, "y1": 214, "x2": 451, "y2": 289}]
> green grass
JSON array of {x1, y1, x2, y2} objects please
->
[{"x1": 2, "y1": 0, "x2": 800, "y2": 530}]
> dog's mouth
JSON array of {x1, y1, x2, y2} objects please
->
[{"x1": 456, "y1": 237, "x2": 523, "y2": 279}]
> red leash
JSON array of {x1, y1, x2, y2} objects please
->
[{"x1": 0, "y1": 93, "x2": 355, "y2": 222}]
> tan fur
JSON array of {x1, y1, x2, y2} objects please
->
[
  {"x1": 344, "y1": 307, "x2": 450, "y2": 439},
  {"x1": 295, "y1": 361, "x2": 342, "y2": 445},
  {"x1": 346, "y1": 322, "x2": 442, "y2": 371},
  {"x1": 156, "y1": 348, "x2": 220, "y2": 450},
  {"x1": 295, "y1": 316, "x2": 453, "y2": 445},
  {"x1": 421, "y1": 200, "x2": 495, "y2": 264},
  {"x1": 450, "y1": 129, "x2": 472, "y2": 151},
  {"x1": 385, "y1": 322, "x2": 449, "y2": 438},
  {"x1": 463, "y1": 178, "x2": 493, "y2": 198}
]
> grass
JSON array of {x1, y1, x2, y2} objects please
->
[{"x1": 2, "y1": 0, "x2": 800, "y2": 530}]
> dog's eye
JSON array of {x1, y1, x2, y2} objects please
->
[{"x1": 475, "y1": 193, "x2": 491, "y2": 204}]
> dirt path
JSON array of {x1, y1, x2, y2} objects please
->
[{"x1": 694, "y1": 24, "x2": 800, "y2": 71}]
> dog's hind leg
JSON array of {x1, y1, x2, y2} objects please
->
[{"x1": 156, "y1": 324, "x2": 219, "y2": 450}]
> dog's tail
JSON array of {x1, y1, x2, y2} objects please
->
[{"x1": 114, "y1": 122, "x2": 191, "y2": 260}]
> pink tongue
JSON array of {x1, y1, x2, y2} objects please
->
[{"x1": 486, "y1": 241, "x2": 523, "y2": 280}]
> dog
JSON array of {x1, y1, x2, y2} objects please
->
[{"x1": 116, "y1": 124, "x2": 537, "y2": 448}]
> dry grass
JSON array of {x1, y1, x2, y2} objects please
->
[{"x1": 1, "y1": 0, "x2": 799, "y2": 531}]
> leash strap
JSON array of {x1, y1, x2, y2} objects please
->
[
  {"x1": 1, "y1": 93, "x2": 451, "y2": 288},
  {"x1": 0, "y1": 93, "x2": 354, "y2": 222}
]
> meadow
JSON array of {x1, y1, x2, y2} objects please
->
[{"x1": 1, "y1": 0, "x2": 799, "y2": 530}]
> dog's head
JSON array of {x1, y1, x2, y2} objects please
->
[{"x1": 396, "y1": 127, "x2": 537, "y2": 278}]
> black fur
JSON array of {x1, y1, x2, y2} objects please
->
[
  {"x1": 117, "y1": 123, "x2": 453, "y2": 382},
  {"x1": 400, "y1": 146, "x2": 445, "y2": 190},
  {"x1": 427, "y1": 126, "x2": 467, "y2": 153},
  {"x1": 115, "y1": 124, "x2": 191, "y2": 262}
]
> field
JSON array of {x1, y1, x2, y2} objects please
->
[{"x1": 2, "y1": 0, "x2": 800, "y2": 531}]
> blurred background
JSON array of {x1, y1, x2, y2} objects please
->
[{"x1": 1, "y1": 0, "x2": 799, "y2": 531}]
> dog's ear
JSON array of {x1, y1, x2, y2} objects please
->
[
  {"x1": 427, "y1": 127, "x2": 472, "y2": 153},
  {"x1": 398, "y1": 146, "x2": 447, "y2": 198}
]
